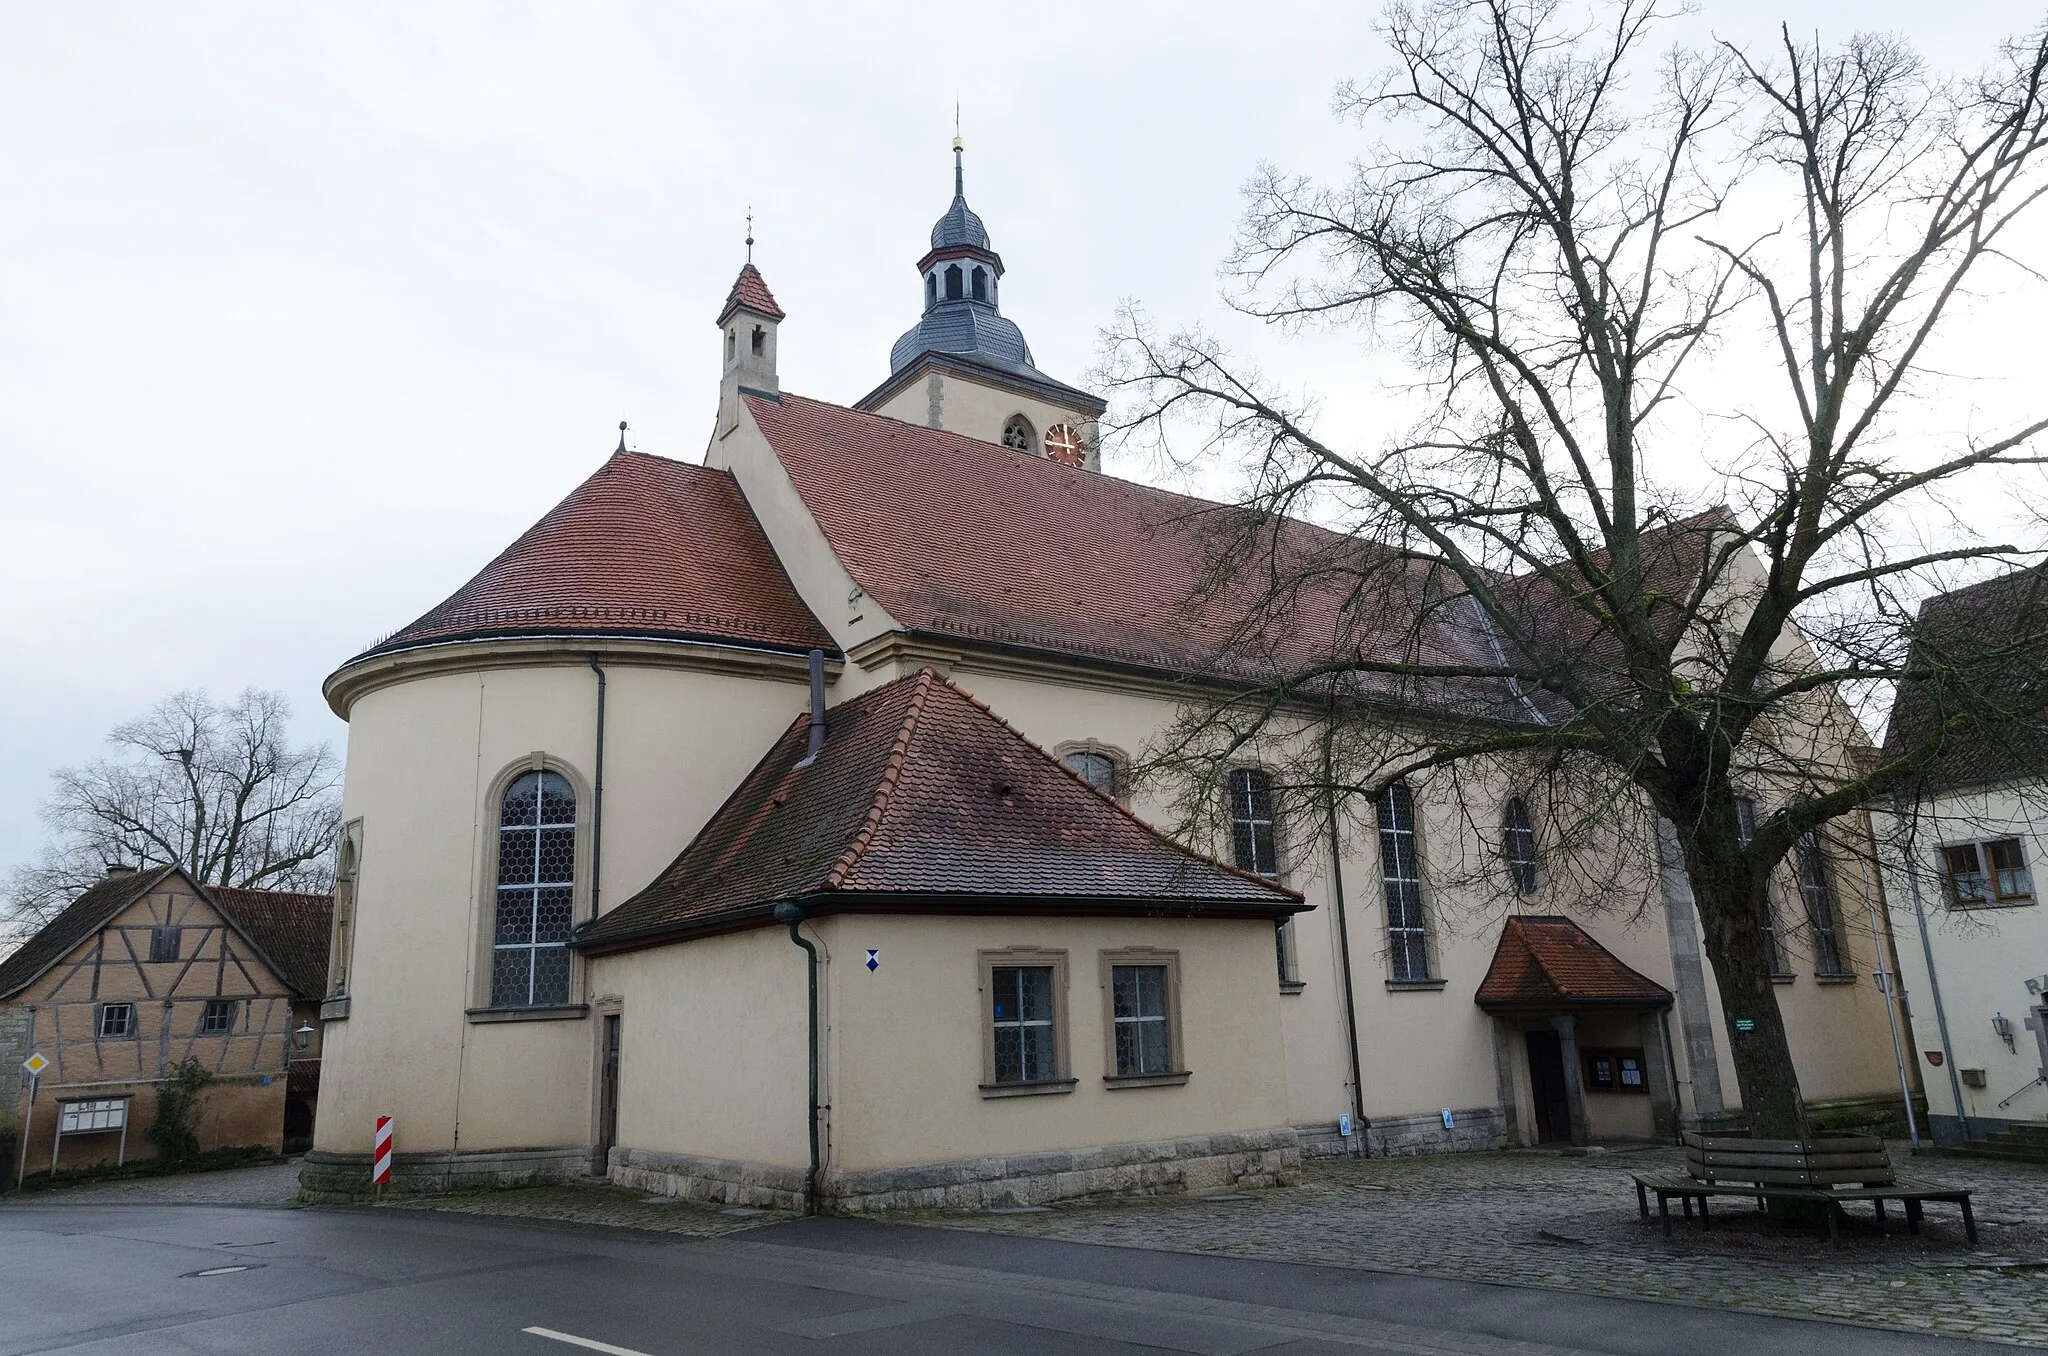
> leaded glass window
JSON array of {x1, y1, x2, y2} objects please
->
[
  {"x1": 1503, "y1": 796, "x2": 1538, "y2": 894},
  {"x1": 1378, "y1": 781, "x2": 1433, "y2": 981},
  {"x1": 1229, "y1": 768, "x2": 1279, "y2": 878},
  {"x1": 1796, "y1": 830, "x2": 1850, "y2": 976},
  {"x1": 493, "y1": 770, "x2": 576, "y2": 1008},
  {"x1": 1112, "y1": 965, "x2": 1171, "y2": 1076},
  {"x1": 1062, "y1": 750, "x2": 1118, "y2": 798},
  {"x1": 990, "y1": 965, "x2": 1057, "y2": 1084}
]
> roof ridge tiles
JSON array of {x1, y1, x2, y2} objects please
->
[{"x1": 822, "y1": 668, "x2": 938, "y2": 890}]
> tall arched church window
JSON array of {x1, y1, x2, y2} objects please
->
[
  {"x1": 971, "y1": 266, "x2": 987, "y2": 301},
  {"x1": 1503, "y1": 796, "x2": 1539, "y2": 894},
  {"x1": 1043, "y1": 424, "x2": 1086, "y2": 467},
  {"x1": 1228, "y1": 768, "x2": 1279, "y2": 879},
  {"x1": 493, "y1": 770, "x2": 576, "y2": 1008},
  {"x1": 1001, "y1": 414, "x2": 1037, "y2": 452},
  {"x1": 945, "y1": 264, "x2": 963, "y2": 300},
  {"x1": 1378, "y1": 781, "x2": 1434, "y2": 981}
]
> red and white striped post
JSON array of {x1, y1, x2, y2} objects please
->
[{"x1": 372, "y1": 1115, "x2": 393, "y2": 1192}]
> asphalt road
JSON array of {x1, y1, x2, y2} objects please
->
[{"x1": 0, "y1": 1202, "x2": 2011, "y2": 1355}]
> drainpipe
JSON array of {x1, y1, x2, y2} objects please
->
[
  {"x1": 587, "y1": 655, "x2": 607, "y2": 914},
  {"x1": 1895, "y1": 796, "x2": 1968, "y2": 1145},
  {"x1": 774, "y1": 900, "x2": 821, "y2": 1214},
  {"x1": 1326, "y1": 799, "x2": 1369, "y2": 1156},
  {"x1": 1859, "y1": 826, "x2": 1921, "y2": 1149}
]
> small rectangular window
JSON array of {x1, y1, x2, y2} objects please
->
[
  {"x1": 97, "y1": 1002, "x2": 134, "y2": 1039},
  {"x1": 149, "y1": 926, "x2": 181, "y2": 962},
  {"x1": 199, "y1": 999, "x2": 239, "y2": 1035},
  {"x1": 990, "y1": 966, "x2": 1058, "y2": 1085},
  {"x1": 1111, "y1": 965, "x2": 1172, "y2": 1076}
]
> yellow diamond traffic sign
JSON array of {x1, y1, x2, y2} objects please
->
[{"x1": 23, "y1": 1052, "x2": 48, "y2": 1076}]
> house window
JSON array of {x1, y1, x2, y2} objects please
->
[
  {"x1": 1378, "y1": 781, "x2": 1434, "y2": 981},
  {"x1": 1061, "y1": 749, "x2": 1119, "y2": 798},
  {"x1": 149, "y1": 926, "x2": 181, "y2": 962},
  {"x1": 199, "y1": 999, "x2": 239, "y2": 1035},
  {"x1": 1795, "y1": 831, "x2": 1851, "y2": 977},
  {"x1": 1110, "y1": 965, "x2": 1171, "y2": 1076},
  {"x1": 944, "y1": 263, "x2": 963, "y2": 300},
  {"x1": 990, "y1": 966, "x2": 1058, "y2": 1084},
  {"x1": 1001, "y1": 413, "x2": 1036, "y2": 452},
  {"x1": 1229, "y1": 768, "x2": 1279, "y2": 878},
  {"x1": 97, "y1": 1002, "x2": 134, "y2": 1039},
  {"x1": 492, "y1": 770, "x2": 577, "y2": 1009},
  {"x1": 1942, "y1": 839, "x2": 2034, "y2": 907},
  {"x1": 1503, "y1": 796, "x2": 1538, "y2": 894},
  {"x1": 1734, "y1": 796, "x2": 1788, "y2": 974}
]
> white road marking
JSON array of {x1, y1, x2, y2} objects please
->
[{"x1": 521, "y1": 1326, "x2": 658, "y2": 1356}]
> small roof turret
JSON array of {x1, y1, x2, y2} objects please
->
[{"x1": 717, "y1": 262, "x2": 784, "y2": 326}]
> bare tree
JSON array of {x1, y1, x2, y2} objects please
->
[
  {"x1": 1105, "y1": 0, "x2": 2048, "y2": 1137},
  {"x1": 3, "y1": 689, "x2": 340, "y2": 942}
]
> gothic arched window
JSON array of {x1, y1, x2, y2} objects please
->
[
  {"x1": 1001, "y1": 414, "x2": 1036, "y2": 451},
  {"x1": 493, "y1": 770, "x2": 576, "y2": 1008},
  {"x1": 971, "y1": 266, "x2": 987, "y2": 301},
  {"x1": 945, "y1": 264, "x2": 963, "y2": 300},
  {"x1": 1503, "y1": 795, "x2": 1539, "y2": 894}
]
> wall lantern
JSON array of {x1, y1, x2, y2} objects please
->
[
  {"x1": 294, "y1": 1024, "x2": 316, "y2": 1052},
  {"x1": 1992, "y1": 1012, "x2": 2016, "y2": 1054}
]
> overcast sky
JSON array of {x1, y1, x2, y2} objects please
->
[{"x1": 2, "y1": 1, "x2": 2042, "y2": 886}]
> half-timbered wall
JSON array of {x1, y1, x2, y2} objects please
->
[{"x1": 9, "y1": 874, "x2": 294, "y2": 1172}]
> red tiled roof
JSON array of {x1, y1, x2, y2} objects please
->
[
  {"x1": 0, "y1": 866, "x2": 178, "y2": 1000},
  {"x1": 747, "y1": 394, "x2": 1527, "y2": 718},
  {"x1": 355, "y1": 452, "x2": 832, "y2": 661},
  {"x1": 1474, "y1": 916, "x2": 1672, "y2": 1010},
  {"x1": 577, "y1": 668, "x2": 1304, "y2": 952},
  {"x1": 718, "y1": 263, "x2": 785, "y2": 323},
  {"x1": 208, "y1": 886, "x2": 333, "y2": 1001}
]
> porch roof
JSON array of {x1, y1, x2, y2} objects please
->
[{"x1": 1475, "y1": 916, "x2": 1671, "y2": 1012}]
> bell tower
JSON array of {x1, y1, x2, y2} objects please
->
[{"x1": 715, "y1": 220, "x2": 785, "y2": 436}]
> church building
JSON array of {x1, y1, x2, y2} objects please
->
[{"x1": 302, "y1": 145, "x2": 1909, "y2": 1209}]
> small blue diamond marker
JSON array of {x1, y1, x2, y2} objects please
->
[{"x1": 865, "y1": 949, "x2": 880, "y2": 972}]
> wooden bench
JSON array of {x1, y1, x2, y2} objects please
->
[{"x1": 1632, "y1": 1133, "x2": 1976, "y2": 1245}]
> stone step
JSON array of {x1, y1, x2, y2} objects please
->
[
  {"x1": 1985, "y1": 1126, "x2": 2048, "y2": 1146},
  {"x1": 1950, "y1": 1140, "x2": 2048, "y2": 1164}
]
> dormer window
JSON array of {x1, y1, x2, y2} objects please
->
[
  {"x1": 1001, "y1": 414, "x2": 1036, "y2": 452},
  {"x1": 971, "y1": 266, "x2": 987, "y2": 302},
  {"x1": 945, "y1": 264, "x2": 963, "y2": 300}
]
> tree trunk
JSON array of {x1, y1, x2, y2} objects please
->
[{"x1": 1683, "y1": 842, "x2": 1809, "y2": 1140}]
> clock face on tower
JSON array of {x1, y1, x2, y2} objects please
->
[{"x1": 1043, "y1": 424, "x2": 1085, "y2": 467}]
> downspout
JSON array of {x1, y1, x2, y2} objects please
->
[
  {"x1": 587, "y1": 655, "x2": 607, "y2": 914},
  {"x1": 1326, "y1": 800, "x2": 1369, "y2": 1156},
  {"x1": 1858, "y1": 816, "x2": 1921, "y2": 1149},
  {"x1": 775, "y1": 901, "x2": 821, "y2": 1214},
  {"x1": 1895, "y1": 795, "x2": 1968, "y2": 1145}
]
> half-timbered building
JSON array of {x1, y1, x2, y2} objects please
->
[{"x1": 0, "y1": 864, "x2": 331, "y2": 1175}]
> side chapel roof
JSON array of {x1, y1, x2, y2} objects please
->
[
  {"x1": 1474, "y1": 915, "x2": 1672, "y2": 1011},
  {"x1": 575, "y1": 668, "x2": 1303, "y2": 953},
  {"x1": 349, "y1": 451, "x2": 833, "y2": 664}
]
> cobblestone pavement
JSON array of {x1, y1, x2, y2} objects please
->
[
  {"x1": 1, "y1": 1158, "x2": 302, "y2": 1206},
  {"x1": 904, "y1": 1145, "x2": 2048, "y2": 1348}
]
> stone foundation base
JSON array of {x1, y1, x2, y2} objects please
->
[
  {"x1": 1294, "y1": 1121, "x2": 1369, "y2": 1158},
  {"x1": 1363, "y1": 1106, "x2": 1508, "y2": 1157},
  {"x1": 613, "y1": 1129, "x2": 1301, "y2": 1214},
  {"x1": 297, "y1": 1145, "x2": 593, "y2": 1201}
]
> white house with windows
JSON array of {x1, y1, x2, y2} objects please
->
[
  {"x1": 302, "y1": 146, "x2": 1911, "y2": 1206},
  {"x1": 1875, "y1": 566, "x2": 2048, "y2": 1152}
]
